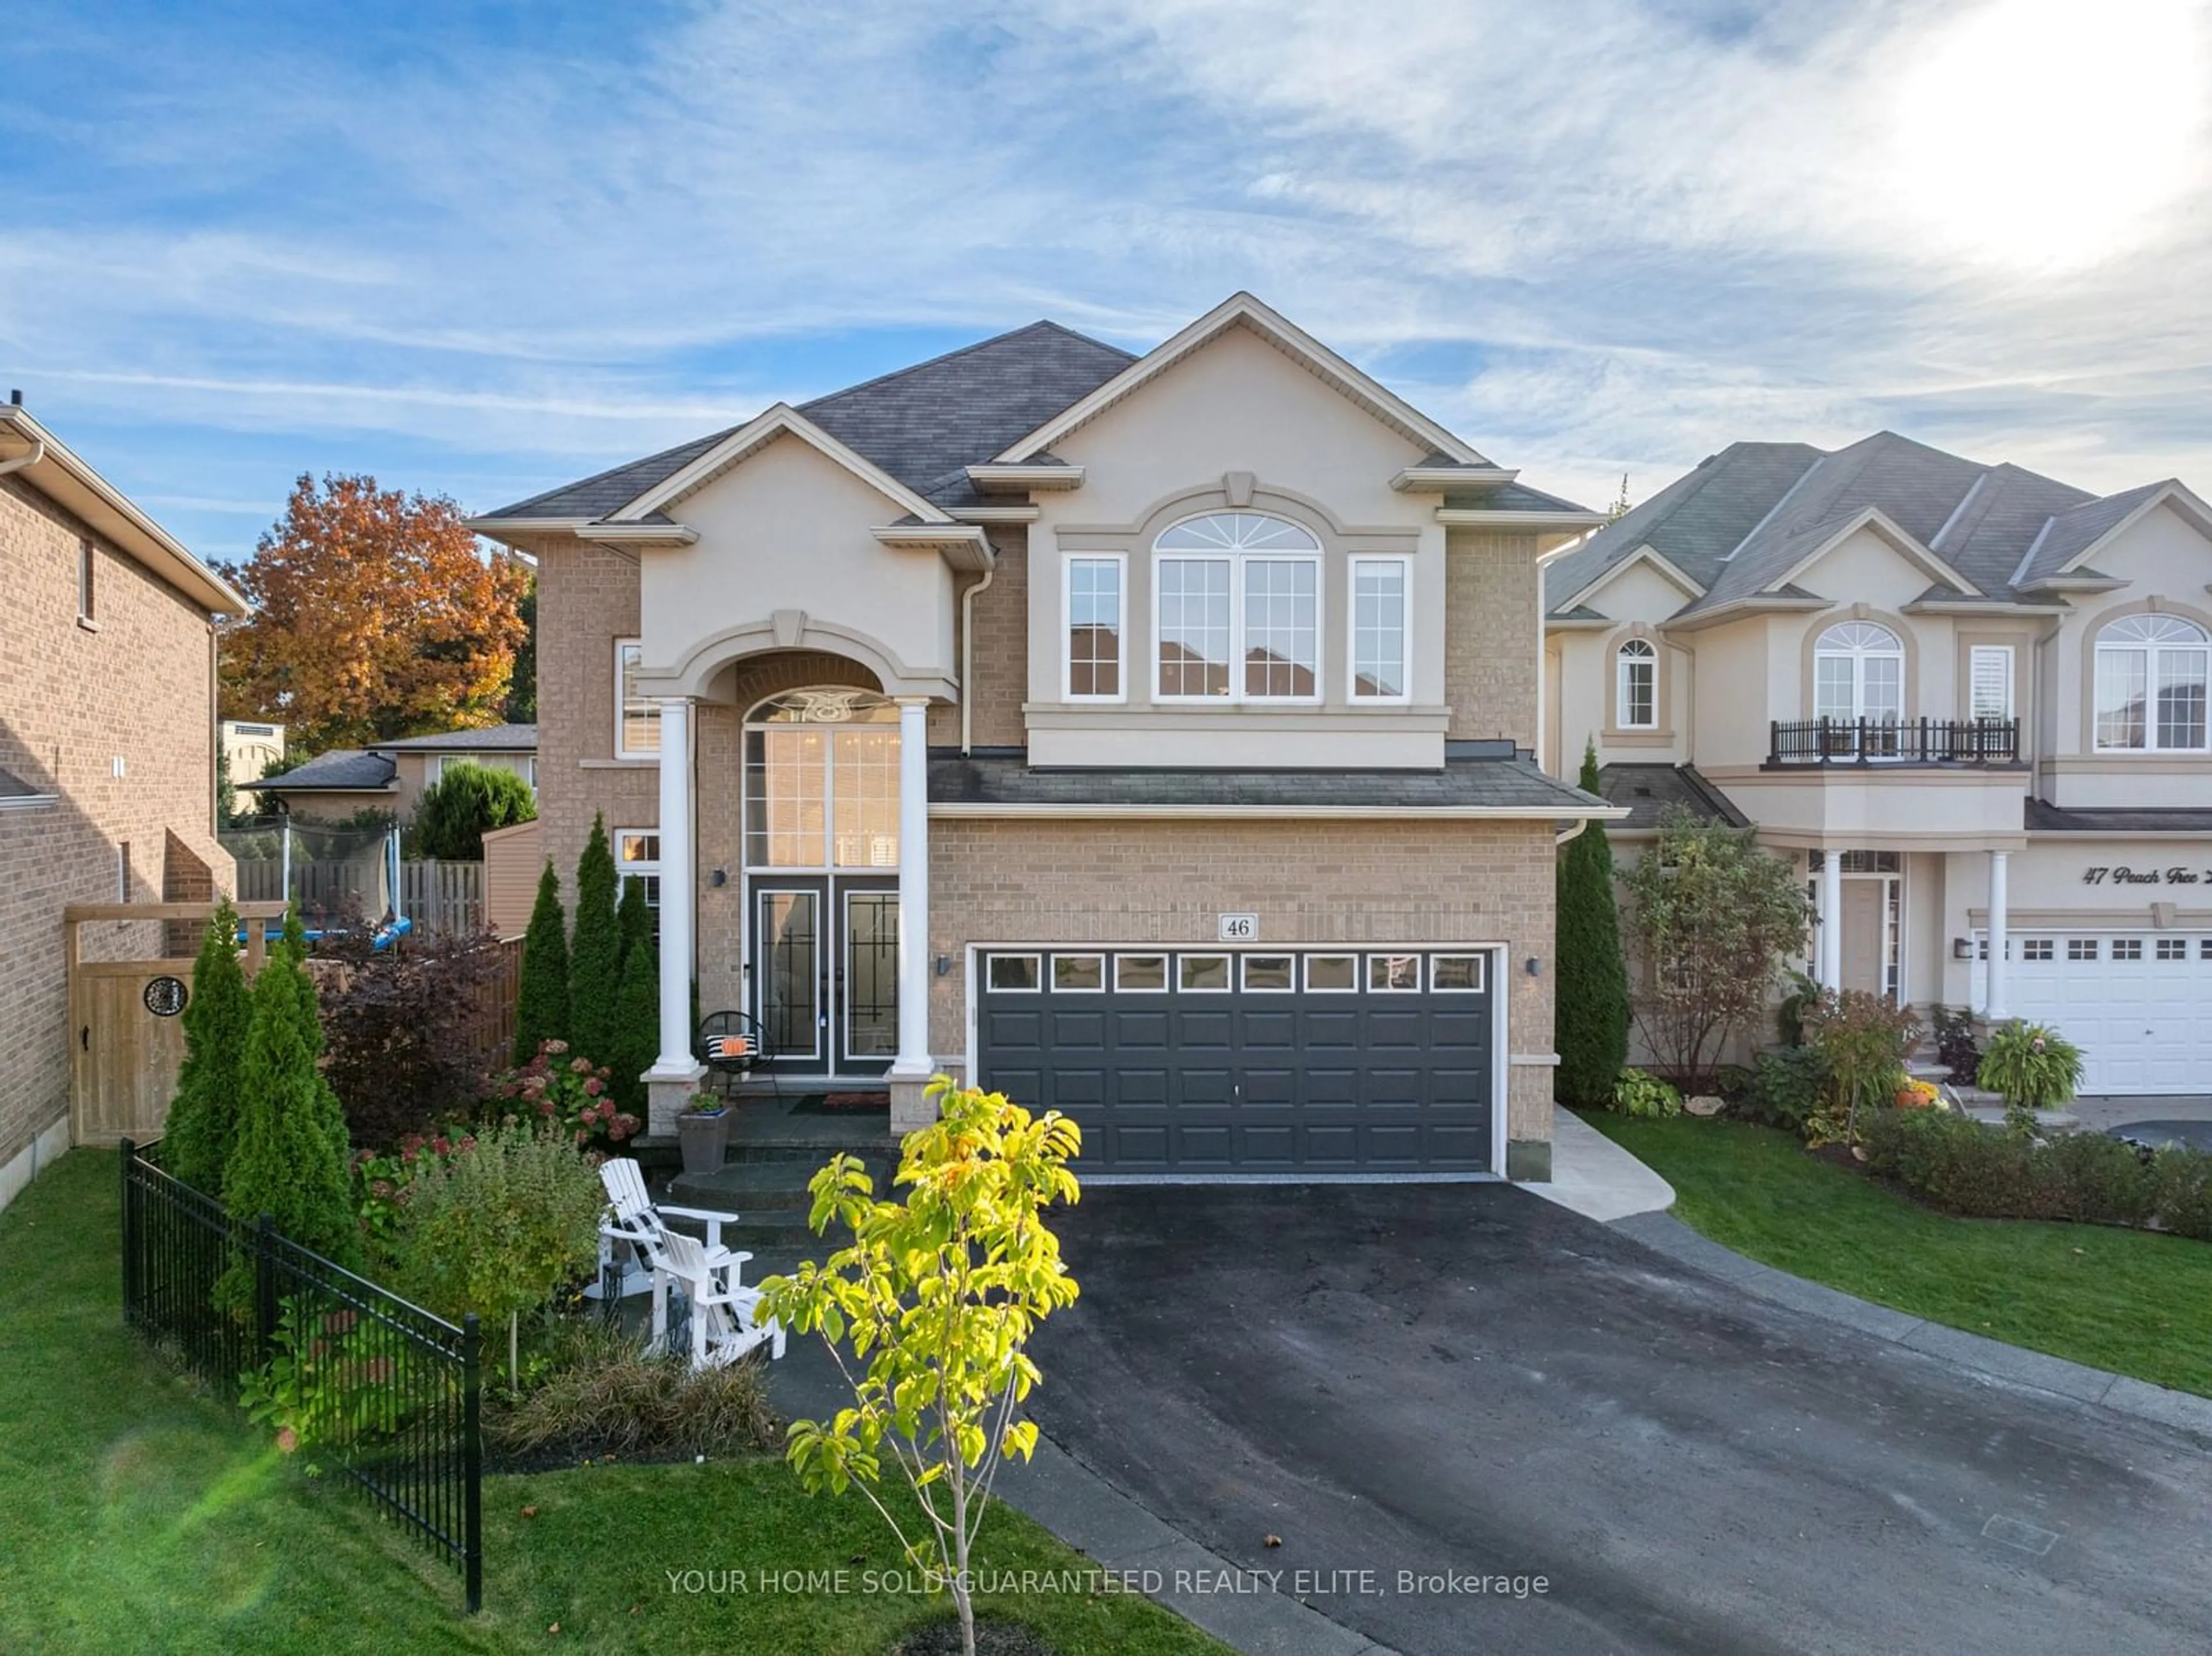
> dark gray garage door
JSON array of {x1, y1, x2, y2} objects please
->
[{"x1": 976, "y1": 948, "x2": 1495, "y2": 1173}]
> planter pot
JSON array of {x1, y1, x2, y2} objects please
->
[{"x1": 676, "y1": 1109, "x2": 731, "y2": 1177}]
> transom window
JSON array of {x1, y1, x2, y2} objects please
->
[
  {"x1": 1154, "y1": 511, "x2": 1321, "y2": 702},
  {"x1": 616, "y1": 829, "x2": 661, "y2": 941},
  {"x1": 2095, "y1": 614, "x2": 2209, "y2": 752},
  {"x1": 742, "y1": 688, "x2": 901, "y2": 870},
  {"x1": 1813, "y1": 621, "x2": 1904, "y2": 723},
  {"x1": 1616, "y1": 638, "x2": 1657, "y2": 729}
]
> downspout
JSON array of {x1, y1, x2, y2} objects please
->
[
  {"x1": 0, "y1": 438, "x2": 46, "y2": 479},
  {"x1": 960, "y1": 564, "x2": 997, "y2": 756},
  {"x1": 1555, "y1": 817, "x2": 1591, "y2": 847}
]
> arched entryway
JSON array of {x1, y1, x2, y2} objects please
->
[{"x1": 742, "y1": 687, "x2": 903, "y2": 1077}]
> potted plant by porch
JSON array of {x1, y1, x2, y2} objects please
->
[{"x1": 676, "y1": 1090, "x2": 732, "y2": 1177}]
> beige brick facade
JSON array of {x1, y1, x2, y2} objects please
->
[
  {"x1": 0, "y1": 473, "x2": 233, "y2": 1182},
  {"x1": 1446, "y1": 529, "x2": 1540, "y2": 744},
  {"x1": 923, "y1": 818, "x2": 1556, "y2": 1150}
]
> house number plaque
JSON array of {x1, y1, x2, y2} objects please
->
[{"x1": 1217, "y1": 913, "x2": 1260, "y2": 942}]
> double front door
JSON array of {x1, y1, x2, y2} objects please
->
[{"x1": 752, "y1": 876, "x2": 899, "y2": 1077}]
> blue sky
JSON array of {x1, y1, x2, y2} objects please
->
[{"x1": 4, "y1": 0, "x2": 2209, "y2": 566}]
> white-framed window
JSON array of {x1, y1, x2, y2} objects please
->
[
  {"x1": 1349, "y1": 557, "x2": 1409, "y2": 702},
  {"x1": 1968, "y1": 645, "x2": 2014, "y2": 721},
  {"x1": 2156, "y1": 937, "x2": 2188, "y2": 961},
  {"x1": 1154, "y1": 511, "x2": 1322, "y2": 703},
  {"x1": 1814, "y1": 621, "x2": 1904, "y2": 722},
  {"x1": 1241, "y1": 954, "x2": 1296, "y2": 992},
  {"x1": 2068, "y1": 938, "x2": 2099, "y2": 961},
  {"x1": 1065, "y1": 555, "x2": 1124, "y2": 701},
  {"x1": 1368, "y1": 953, "x2": 1421, "y2": 992},
  {"x1": 615, "y1": 829, "x2": 661, "y2": 938},
  {"x1": 2022, "y1": 938, "x2": 2054, "y2": 961},
  {"x1": 1177, "y1": 954, "x2": 1232, "y2": 992},
  {"x1": 1113, "y1": 954, "x2": 1168, "y2": 991},
  {"x1": 2094, "y1": 614, "x2": 2209, "y2": 752},
  {"x1": 1051, "y1": 954, "x2": 1105, "y2": 992},
  {"x1": 1431, "y1": 954, "x2": 1487, "y2": 991},
  {"x1": 1304, "y1": 954, "x2": 1357, "y2": 991},
  {"x1": 2112, "y1": 938, "x2": 2145, "y2": 961},
  {"x1": 987, "y1": 954, "x2": 1041, "y2": 991},
  {"x1": 615, "y1": 639, "x2": 661, "y2": 759},
  {"x1": 1615, "y1": 638, "x2": 1657, "y2": 729}
]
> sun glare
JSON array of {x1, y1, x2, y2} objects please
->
[{"x1": 1888, "y1": 0, "x2": 2207, "y2": 271}]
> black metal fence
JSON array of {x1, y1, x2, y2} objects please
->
[
  {"x1": 120, "y1": 1139, "x2": 483, "y2": 1612},
  {"x1": 1767, "y1": 716, "x2": 2020, "y2": 766}
]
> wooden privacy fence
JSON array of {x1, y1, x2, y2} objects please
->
[
  {"x1": 233, "y1": 859, "x2": 486, "y2": 937},
  {"x1": 400, "y1": 861, "x2": 485, "y2": 937},
  {"x1": 65, "y1": 901, "x2": 288, "y2": 1147},
  {"x1": 461, "y1": 938, "x2": 525, "y2": 1069}
]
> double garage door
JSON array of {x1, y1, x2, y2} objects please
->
[
  {"x1": 975, "y1": 948, "x2": 1497, "y2": 1173},
  {"x1": 1977, "y1": 932, "x2": 2212, "y2": 1095}
]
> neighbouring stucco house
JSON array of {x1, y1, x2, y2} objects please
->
[
  {"x1": 469, "y1": 293, "x2": 1619, "y2": 1180},
  {"x1": 0, "y1": 399, "x2": 244, "y2": 1212},
  {"x1": 219, "y1": 718, "x2": 285, "y2": 811},
  {"x1": 1547, "y1": 431, "x2": 2212, "y2": 1096},
  {"x1": 253, "y1": 723, "x2": 537, "y2": 821}
]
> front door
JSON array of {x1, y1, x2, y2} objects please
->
[
  {"x1": 1839, "y1": 881, "x2": 1887, "y2": 997},
  {"x1": 753, "y1": 876, "x2": 898, "y2": 1077}
]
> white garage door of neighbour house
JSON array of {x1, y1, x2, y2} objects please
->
[{"x1": 1972, "y1": 933, "x2": 2212, "y2": 1095}]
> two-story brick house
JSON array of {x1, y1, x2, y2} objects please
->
[
  {"x1": 1546, "y1": 431, "x2": 2212, "y2": 1095},
  {"x1": 0, "y1": 400, "x2": 243, "y2": 1212},
  {"x1": 472, "y1": 294, "x2": 1616, "y2": 1180}
]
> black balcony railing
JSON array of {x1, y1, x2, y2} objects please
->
[{"x1": 1767, "y1": 717, "x2": 2020, "y2": 766}]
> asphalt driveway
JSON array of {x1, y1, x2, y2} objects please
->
[{"x1": 1025, "y1": 1184, "x2": 2212, "y2": 1656}]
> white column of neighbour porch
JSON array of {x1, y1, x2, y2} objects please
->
[
  {"x1": 1985, "y1": 851, "x2": 2010, "y2": 1021},
  {"x1": 649, "y1": 695, "x2": 700, "y2": 1084},
  {"x1": 892, "y1": 695, "x2": 933, "y2": 1084},
  {"x1": 1817, "y1": 851, "x2": 1843, "y2": 990}
]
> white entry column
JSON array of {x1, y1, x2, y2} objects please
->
[
  {"x1": 1817, "y1": 850, "x2": 1843, "y2": 990},
  {"x1": 1986, "y1": 850, "x2": 2010, "y2": 1021},
  {"x1": 889, "y1": 695, "x2": 934, "y2": 1128},
  {"x1": 645, "y1": 695, "x2": 704, "y2": 1132}
]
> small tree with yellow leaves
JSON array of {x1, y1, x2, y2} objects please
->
[{"x1": 758, "y1": 1079, "x2": 1081, "y2": 1656}]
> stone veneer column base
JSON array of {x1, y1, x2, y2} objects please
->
[
  {"x1": 888, "y1": 1073, "x2": 937, "y2": 1138},
  {"x1": 646, "y1": 1063, "x2": 708, "y2": 1138},
  {"x1": 1506, "y1": 1139, "x2": 1554, "y2": 1183}
]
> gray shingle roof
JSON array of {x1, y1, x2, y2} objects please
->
[
  {"x1": 927, "y1": 746, "x2": 1610, "y2": 813},
  {"x1": 257, "y1": 749, "x2": 397, "y2": 791},
  {"x1": 483, "y1": 322, "x2": 1135, "y2": 522},
  {"x1": 1547, "y1": 431, "x2": 2162, "y2": 619},
  {"x1": 2025, "y1": 799, "x2": 2212, "y2": 835},
  {"x1": 374, "y1": 723, "x2": 538, "y2": 753},
  {"x1": 1443, "y1": 479, "x2": 1594, "y2": 514},
  {"x1": 1595, "y1": 764, "x2": 1749, "y2": 831}
]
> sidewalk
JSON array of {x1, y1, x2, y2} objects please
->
[{"x1": 1525, "y1": 1106, "x2": 1675, "y2": 1222}]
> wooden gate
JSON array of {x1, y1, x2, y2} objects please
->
[{"x1": 65, "y1": 902, "x2": 287, "y2": 1147}]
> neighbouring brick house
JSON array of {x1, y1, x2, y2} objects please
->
[
  {"x1": 0, "y1": 400, "x2": 243, "y2": 1212},
  {"x1": 472, "y1": 294, "x2": 1618, "y2": 1180}
]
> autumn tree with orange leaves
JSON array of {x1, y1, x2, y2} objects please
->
[{"x1": 219, "y1": 475, "x2": 532, "y2": 757}]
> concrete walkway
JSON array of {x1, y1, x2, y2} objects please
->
[{"x1": 1524, "y1": 1106, "x2": 1674, "y2": 1222}]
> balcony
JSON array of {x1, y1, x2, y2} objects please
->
[{"x1": 1767, "y1": 717, "x2": 2020, "y2": 767}]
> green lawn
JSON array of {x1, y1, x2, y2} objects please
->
[
  {"x1": 1584, "y1": 1112, "x2": 2212, "y2": 1399},
  {"x1": 0, "y1": 1151, "x2": 1222, "y2": 1656}
]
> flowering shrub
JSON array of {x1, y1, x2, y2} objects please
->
[
  {"x1": 355, "y1": 1131, "x2": 476, "y2": 1248},
  {"x1": 240, "y1": 1298, "x2": 411, "y2": 1472},
  {"x1": 1893, "y1": 1076, "x2": 1944, "y2": 1110},
  {"x1": 489, "y1": 1039, "x2": 640, "y2": 1151}
]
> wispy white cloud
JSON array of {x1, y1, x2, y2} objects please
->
[{"x1": 2, "y1": 0, "x2": 2206, "y2": 558}]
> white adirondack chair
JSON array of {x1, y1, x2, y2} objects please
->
[
  {"x1": 656, "y1": 1228, "x2": 786, "y2": 1369},
  {"x1": 589, "y1": 1158, "x2": 784, "y2": 1366}
]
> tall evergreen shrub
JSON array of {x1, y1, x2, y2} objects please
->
[
  {"x1": 514, "y1": 860, "x2": 570, "y2": 1063},
  {"x1": 164, "y1": 897, "x2": 252, "y2": 1192},
  {"x1": 1555, "y1": 740, "x2": 1631, "y2": 1106},
  {"x1": 567, "y1": 814, "x2": 622, "y2": 1065},
  {"x1": 609, "y1": 878, "x2": 658, "y2": 1106}
]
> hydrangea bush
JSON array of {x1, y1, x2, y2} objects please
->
[{"x1": 490, "y1": 1039, "x2": 640, "y2": 1150}]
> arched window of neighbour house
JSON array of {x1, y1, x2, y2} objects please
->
[
  {"x1": 1813, "y1": 621, "x2": 1904, "y2": 723},
  {"x1": 2095, "y1": 613, "x2": 2209, "y2": 752},
  {"x1": 1615, "y1": 638, "x2": 1657, "y2": 728}
]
